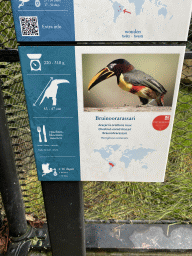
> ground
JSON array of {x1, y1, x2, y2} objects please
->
[{"x1": 84, "y1": 106, "x2": 172, "y2": 112}]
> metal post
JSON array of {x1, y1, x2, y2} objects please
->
[
  {"x1": 41, "y1": 181, "x2": 86, "y2": 256},
  {"x1": 0, "y1": 81, "x2": 28, "y2": 237}
]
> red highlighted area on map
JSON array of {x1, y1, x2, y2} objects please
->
[
  {"x1": 123, "y1": 9, "x2": 131, "y2": 14},
  {"x1": 109, "y1": 162, "x2": 115, "y2": 168}
]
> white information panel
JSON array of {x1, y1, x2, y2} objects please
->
[
  {"x1": 74, "y1": 0, "x2": 192, "y2": 41},
  {"x1": 76, "y1": 46, "x2": 185, "y2": 182}
]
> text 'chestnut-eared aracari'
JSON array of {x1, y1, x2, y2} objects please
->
[{"x1": 88, "y1": 59, "x2": 167, "y2": 106}]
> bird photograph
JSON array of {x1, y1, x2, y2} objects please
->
[{"x1": 83, "y1": 54, "x2": 180, "y2": 112}]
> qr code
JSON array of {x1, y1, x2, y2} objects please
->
[{"x1": 19, "y1": 16, "x2": 40, "y2": 36}]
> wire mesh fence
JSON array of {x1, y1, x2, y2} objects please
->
[
  {"x1": 0, "y1": 0, "x2": 17, "y2": 49},
  {"x1": 0, "y1": 0, "x2": 192, "y2": 225},
  {"x1": 0, "y1": 62, "x2": 46, "y2": 221}
]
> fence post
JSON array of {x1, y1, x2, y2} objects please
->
[
  {"x1": 41, "y1": 181, "x2": 86, "y2": 256},
  {"x1": 0, "y1": 80, "x2": 28, "y2": 237}
]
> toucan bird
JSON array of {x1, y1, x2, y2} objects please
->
[{"x1": 88, "y1": 59, "x2": 167, "y2": 106}]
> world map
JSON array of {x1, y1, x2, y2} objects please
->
[
  {"x1": 110, "y1": 0, "x2": 171, "y2": 23},
  {"x1": 75, "y1": 0, "x2": 189, "y2": 41},
  {"x1": 94, "y1": 145, "x2": 156, "y2": 171}
]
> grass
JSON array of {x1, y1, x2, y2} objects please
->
[{"x1": 83, "y1": 85, "x2": 192, "y2": 222}]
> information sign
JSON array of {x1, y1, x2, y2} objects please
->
[
  {"x1": 19, "y1": 46, "x2": 185, "y2": 182},
  {"x1": 12, "y1": 0, "x2": 192, "y2": 42}
]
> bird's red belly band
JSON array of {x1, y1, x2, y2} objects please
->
[{"x1": 129, "y1": 85, "x2": 146, "y2": 94}]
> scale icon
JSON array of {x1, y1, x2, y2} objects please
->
[
  {"x1": 27, "y1": 54, "x2": 42, "y2": 71},
  {"x1": 35, "y1": 0, "x2": 41, "y2": 7}
]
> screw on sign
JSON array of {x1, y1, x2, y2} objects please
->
[{"x1": 152, "y1": 115, "x2": 170, "y2": 131}]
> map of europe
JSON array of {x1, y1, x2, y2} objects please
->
[
  {"x1": 94, "y1": 145, "x2": 156, "y2": 171},
  {"x1": 110, "y1": 0, "x2": 172, "y2": 23}
]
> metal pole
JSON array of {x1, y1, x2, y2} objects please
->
[
  {"x1": 0, "y1": 81, "x2": 28, "y2": 237},
  {"x1": 41, "y1": 181, "x2": 86, "y2": 256}
]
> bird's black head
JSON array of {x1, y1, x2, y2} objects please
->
[
  {"x1": 107, "y1": 59, "x2": 134, "y2": 75},
  {"x1": 88, "y1": 59, "x2": 134, "y2": 91}
]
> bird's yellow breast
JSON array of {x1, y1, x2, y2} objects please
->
[{"x1": 118, "y1": 74, "x2": 132, "y2": 92}]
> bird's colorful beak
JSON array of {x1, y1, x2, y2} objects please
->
[{"x1": 88, "y1": 67, "x2": 115, "y2": 91}]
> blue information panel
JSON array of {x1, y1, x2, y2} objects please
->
[
  {"x1": 19, "y1": 46, "x2": 80, "y2": 181},
  {"x1": 11, "y1": 0, "x2": 192, "y2": 42},
  {"x1": 11, "y1": 0, "x2": 75, "y2": 41}
]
